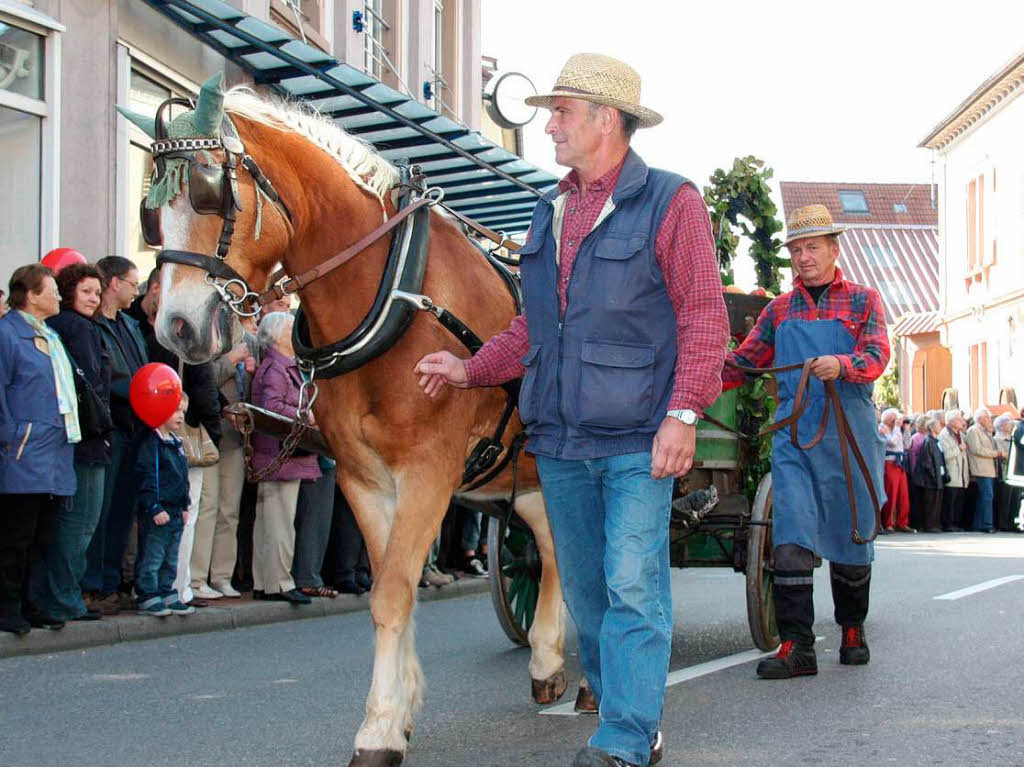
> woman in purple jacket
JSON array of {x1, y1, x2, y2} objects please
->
[{"x1": 250, "y1": 312, "x2": 318, "y2": 604}]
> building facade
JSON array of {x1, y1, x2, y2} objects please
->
[
  {"x1": 0, "y1": 0, "x2": 483, "y2": 282},
  {"x1": 779, "y1": 181, "x2": 948, "y2": 411},
  {"x1": 920, "y1": 49, "x2": 1024, "y2": 414}
]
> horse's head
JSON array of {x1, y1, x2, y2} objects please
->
[{"x1": 117, "y1": 74, "x2": 292, "y2": 363}]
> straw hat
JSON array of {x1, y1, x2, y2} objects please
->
[
  {"x1": 524, "y1": 53, "x2": 662, "y2": 129},
  {"x1": 783, "y1": 204, "x2": 845, "y2": 246}
]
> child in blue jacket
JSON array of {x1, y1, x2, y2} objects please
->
[{"x1": 134, "y1": 393, "x2": 194, "y2": 617}]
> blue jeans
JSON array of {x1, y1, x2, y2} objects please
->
[
  {"x1": 536, "y1": 452, "x2": 673, "y2": 767},
  {"x1": 136, "y1": 516, "x2": 183, "y2": 608},
  {"x1": 973, "y1": 477, "x2": 995, "y2": 531},
  {"x1": 83, "y1": 429, "x2": 137, "y2": 594},
  {"x1": 30, "y1": 463, "x2": 106, "y2": 619}
]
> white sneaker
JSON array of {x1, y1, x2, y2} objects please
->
[
  {"x1": 210, "y1": 581, "x2": 241, "y2": 598},
  {"x1": 192, "y1": 583, "x2": 223, "y2": 600}
]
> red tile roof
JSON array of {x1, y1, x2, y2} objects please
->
[
  {"x1": 780, "y1": 182, "x2": 937, "y2": 226},
  {"x1": 779, "y1": 182, "x2": 939, "y2": 325}
]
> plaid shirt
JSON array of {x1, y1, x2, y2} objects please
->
[
  {"x1": 464, "y1": 157, "x2": 728, "y2": 415},
  {"x1": 724, "y1": 267, "x2": 890, "y2": 384}
]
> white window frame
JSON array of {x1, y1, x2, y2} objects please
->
[
  {"x1": 0, "y1": 1, "x2": 64, "y2": 256},
  {"x1": 114, "y1": 43, "x2": 198, "y2": 258}
]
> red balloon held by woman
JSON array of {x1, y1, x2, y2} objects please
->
[
  {"x1": 129, "y1": 363, "x2": 182, "y2": 428},
  {"x1": 41, "y1": 248, "x2": 87, "y2": 274}
]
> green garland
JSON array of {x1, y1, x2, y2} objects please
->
[{"x1": 703, "y1": 156, "x2": 786, "y2": 293}]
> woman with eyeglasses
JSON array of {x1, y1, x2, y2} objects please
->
[{"x1": 0, "y1": 264, "x2": 80, "y2": 634}]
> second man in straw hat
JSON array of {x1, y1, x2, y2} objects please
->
[
  {"x1": 726, "y1": 203, "x2": 890, "y2": 680},
  {"x1": 416, "y1": 53, "x2": 729, "y2": 767}
]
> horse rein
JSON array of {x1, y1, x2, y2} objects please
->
[{"x1": 710, "y1": 358, "x2": 883, "y2": 545}]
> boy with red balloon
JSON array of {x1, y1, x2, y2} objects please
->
[{"x1": 130, "y1": 363, "x2": 195, "y2": 617}]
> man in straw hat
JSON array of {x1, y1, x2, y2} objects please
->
[
  {"x1": 725, "y1": 204, "x2": 890, "y2": 679},
  {"x1": 416, "y1": 53, "x2": 728, "y2": 767}
]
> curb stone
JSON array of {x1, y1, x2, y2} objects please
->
[{"x1": 0, "y1": 577, "x2": 492, "y2": 660}]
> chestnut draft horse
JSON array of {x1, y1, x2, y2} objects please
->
[{"x1": 118, "y1": 77, "x2": 568, "y2": 765}]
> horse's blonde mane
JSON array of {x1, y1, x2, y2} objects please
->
[{"x1": 223, "y1": 86, "x2": 399, "y2": 208}]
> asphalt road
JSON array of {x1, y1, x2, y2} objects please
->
[{"x1": 2, "y1": 533, "x2": 1022, "y2": 767}]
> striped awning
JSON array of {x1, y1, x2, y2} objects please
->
[
  {"x1": 837, "y1": 225, "x2": 939, "y2": 324},
  {"x1": 890, "y1": 310, "x2": 942, "y2": 337},
  {"x1": 139, "y1": 0, "x2": 557, "y2": 233}
]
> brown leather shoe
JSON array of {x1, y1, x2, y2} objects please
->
[{"x1": 84, "y1": 592, "x2": 120, "y2": 616}]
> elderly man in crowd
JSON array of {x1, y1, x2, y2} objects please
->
[
  {"x1": 911, "y1": 418, "x2": 946, "y2": 533},
  {"x1": 724, "y1": 203, "x2": 888, "y2": 681},
  {"x1": 965, "y1": 407, "x2": 1006, "y2": 533},
  {"x1": 879, "y1": 408, "x2": 913, "y2": 533},
  {"x1": 415, "y1": 52, "x2": 729, "y2": 767},
  {"x1": 938, "y1": 409, "x2": 970, "y2": 531}
]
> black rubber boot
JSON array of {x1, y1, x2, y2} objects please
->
[
  {"x1": 756, "y1": 640, "x2": 818, "y2": 679},
  {"x1": 839, "y1": 625, "x2": 870, "y2": 665}
]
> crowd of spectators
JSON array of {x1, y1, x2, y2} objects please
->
[
  {"x1": 878, "y1": 406, "x2": 1024, "y2": 535},
  {"x1": 1, "y1": 256, "x2": 487, "y2": 636}
]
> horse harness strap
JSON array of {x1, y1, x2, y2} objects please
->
[
  {"x1": 711, "y1": 359, "x2": 882, "y2": 545},
  {"x1": 257, "y1": 193, "x2": 435, "y2": 306}
]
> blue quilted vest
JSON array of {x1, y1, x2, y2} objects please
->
[{"x1": 517, "y1": 149, "x2": 690, "y2": 460}]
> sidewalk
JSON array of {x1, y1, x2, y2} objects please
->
[{"x1": 0, "y1": 576, "x2": 491, "y2": 660}]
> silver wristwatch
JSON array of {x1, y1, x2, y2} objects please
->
[{"x1": 666, "y1": 408, "x2": 698, "y2": 425}]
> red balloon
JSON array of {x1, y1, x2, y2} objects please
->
[
  {"x1": 42, "y1": 248, "x2": 87, "y2": 274},
  {"x1": 130, "y1": 363, "x2": 183, "y2": 428}
]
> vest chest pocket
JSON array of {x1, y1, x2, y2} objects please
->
[
  {"x1": 577, "y1": 340, "x2": 655, "y2": 429},
  {"x1": 590, "y1": 235, "x2": 652, "y2": 300}
]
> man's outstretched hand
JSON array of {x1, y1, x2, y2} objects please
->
[{"x1": 414, "y1": 351, "x2": 469, "y2": 397}]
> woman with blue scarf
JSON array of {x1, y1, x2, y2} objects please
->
[{"x1": 0, "y1": 264, "x2": 79, "y2": 635}]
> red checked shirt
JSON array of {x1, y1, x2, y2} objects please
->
[
  {"x1": 724, "y1": 267, "x2": 890, "y2": 384},
  {"x1": 464, "y1": 156, "x2": 729, "y2": 416}
]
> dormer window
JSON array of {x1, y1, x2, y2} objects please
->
[{"x1": 839, "y1": 190, "x2": 869, "y2": 214}]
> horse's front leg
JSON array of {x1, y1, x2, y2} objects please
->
[
  {"x1": 348, "y1": 471, "x2": 450, "y2": 767},
  {"x1": 514, "y1": 491, "x2": 568, "y2": 704}
]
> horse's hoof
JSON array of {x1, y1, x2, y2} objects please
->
[
  {"x1": 349, "y1": 748, "x2": 404, "y2": 767},
  {"x1": 531, "y1": 668, "x2": 568, "y2": 704},
  {"x1": 574, "y1": 684, "x2": 598, "y2": 714},
  {"x1": 404, "y1": 726, "x2": 413, "y2": 744}
]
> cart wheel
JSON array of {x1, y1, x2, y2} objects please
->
[
  {"x1": 745, "y1": 473, "x2": 780, "y2": 651},
  {"x1": 488, "y1": 513, "x2": 541, "y2": 647}
]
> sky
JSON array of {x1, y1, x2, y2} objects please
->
[
  {"x1": 480, "y1": 0, "x2": 1024, "y2": 286},
  {"x1": 481, "y1": 0, "x2": 1024, "y2": 185}
]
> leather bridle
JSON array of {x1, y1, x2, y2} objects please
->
[{"x1": 145, "y1": 97, "x2": 293, "y2": 318}]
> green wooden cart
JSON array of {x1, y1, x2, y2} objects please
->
[{"x1": 487, "y1": 293, "x2": 781, "y2": 652}]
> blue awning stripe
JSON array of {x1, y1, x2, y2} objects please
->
[{"x1": 140, "y1": 0, "x2": 557, "y2": 232}]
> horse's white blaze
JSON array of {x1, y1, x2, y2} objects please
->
[{"x1": 153, "y1": 199, "x2": 236, "y2": 362}]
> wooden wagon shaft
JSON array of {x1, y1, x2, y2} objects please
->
[{"x1": 224, "y1": 402, "x2": 334, "y2": 458}]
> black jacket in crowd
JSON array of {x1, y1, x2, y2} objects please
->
[
  {"x1": 912, "y1": 434, "x2": 946, "y2": 490},
  {"x1": 1011, "y1": 421, "x2": 1024, "y2": 479},
  {"x1": 47, "y1": 309, "x2": 113, "y2": 465},
  {"x1": 94, "y1": 309, "x2": 148, "y2": 435},
  {"x1": 135, "y1": 428, "x2": 190, "y2": 518},
  {"x1": 127, "y1": 299, "x2": 222, "y2": 447}
]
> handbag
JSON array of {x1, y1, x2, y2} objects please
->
[
  {"x1": 180, "y1": 421, "x2": 219, "y2": 467},
  {"x1": 73, "y1": 366, "x2": 114, "y2": 441}
]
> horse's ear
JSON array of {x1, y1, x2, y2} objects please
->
[
  {"x1": 115, "y1": 106, "x2": 157, "y2": 139},
  {"x1": 193, "y1": 72, "x2": 225, "y2": 136}
]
